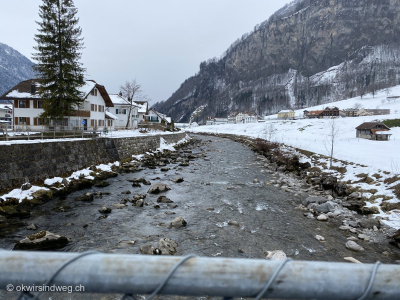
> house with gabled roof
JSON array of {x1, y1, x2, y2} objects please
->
[
  {"x1": 108, "y1": 94, "x2": 141, "y2": 129},
  {"x1": 0, "y1": 79, "x2": 114, "y2": 130},
  {"x1": 355, "y1": 122, "x2": 392, "y2": 141}
]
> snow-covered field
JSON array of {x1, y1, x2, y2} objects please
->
[{"x1": 188, "y1": 87, "x2": 400, "y2": 228}]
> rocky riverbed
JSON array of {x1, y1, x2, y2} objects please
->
[{"x1": 1, "y1": 134, "x2": 400, "y2": 299}]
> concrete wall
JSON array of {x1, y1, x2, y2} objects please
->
[{"x1": 0, "y1": 132, "x2": 186, "y2": 192}]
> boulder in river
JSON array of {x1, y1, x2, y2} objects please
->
[
  {"x1": 345, "y1": 241, "x2": 364, "y2": 252},
  {"x1": 170, "y1": 216, "x2": 187, "y2": 228},
  {"x1": 75, "y1": 192, "x2": 94, "y2": 202},
  {"x1": 13, "y1": 231, "x2": 69, "y2": 250},
  {"x1": 158, "y1": 238, "x2": 178, "y2": 255},
  {"x1": 99, "y1": 207, "x2": 112, "y2": 214},
  {"x1": 148, "y1": 183, "x2": 171, "y2": 194},
  {"x1": 140, "y1": 244, "x2": 161, "y2": 255},
  {"x1": 172, "y1": 177, "x2": 184, "y2": 183},
  {"x1": 157, "y1": 196, "x2": 174, "y2": 203}
]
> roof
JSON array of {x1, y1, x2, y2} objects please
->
[
  {"x1": 308, "y1": 110, "x2": 324, "y2": 116},
  {"x1": 105, "y1": 111, "x2": 118, "y2": 120},
  {"x1": 109, "y1": 94, "x2": 140, "y2": 107},
  {"x1": 0, "y1": 79, "x2": 41, "y2": 100},
  {"x1": 149, "y1": 109, "x2": 171, "y2": 124},
  {"x1": 0, "y1": 78, "x2": 114, "y2": 107},
  {"x1": 278, "y1": 110, "x2": 293, "y2": 113},
  {"x1": 134, "y1": 101, "x2": 148, "y2": 113},
  {"x1": 355, "y1": 122, "x2": 390, "y2": 130}
]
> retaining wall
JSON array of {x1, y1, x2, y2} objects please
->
[{"x1": 0, "y1": 133, "x2": 187, "y2": 192}]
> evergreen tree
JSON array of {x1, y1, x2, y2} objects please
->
[{"x1": 32, "y1": 0, "x2": 85, "y2": 123}]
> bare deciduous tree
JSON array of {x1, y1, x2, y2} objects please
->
[
  {"x1": 353, "y1": 102, "x2": 364, "y2": 110},
  {"x1": 120, "y1": 79, "x2": 143, "y2": 129},
  {"x1": 324, "y1": 118, "x2": 340, "y2": 169}
]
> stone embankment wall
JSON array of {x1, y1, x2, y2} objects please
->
[{"x1": 0, "y1": 133, "x2": 186, "y2": 192}]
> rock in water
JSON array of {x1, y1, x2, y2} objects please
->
[
  {"x1": 315, "y1": 235, "x2": 325, "y2": 241},
  {"x1": 99, "y1": 207, "x2": 112, "y2": 214},
  {"x1": 75, "y1": 193, "x2": 94, "y2": 202},
  {"x1": 157, "y1": 196, "x2": 174, "y2": 203},
  {"x1": 170, "y1": 216, "x2": 187, "y2": 228},
  {"x1": 317, "y1": 214, "x2": 328, "y2": 221},
  {"x1": 148, "y1": 183, "x2": 171, "y2": 194},
  {"x1": 13, "y1": 231, "x2": 69, "y2": 250},
  {"x1": 345, "y1": 241, "x2": 364, "y2": 252},
  {"x1": 140, "y1": 244, "x2": 156, "y2": 255},
  {"x1": 158, "y1": 238, "x2": 178, "y2": 255},
  {"x1": 266, "y1": 250, "x2": 287, "y2": 260},
  {"x1": 172, "y1": 177, "x2": 184, "y2": 183}
]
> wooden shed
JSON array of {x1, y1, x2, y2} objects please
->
[{"x1": 355, "y1": 122, "x2": 391, "y2": 141}]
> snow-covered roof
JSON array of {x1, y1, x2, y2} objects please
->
[
  {"x1": 278, "y1": 110, "x2": 293, "y2": 113},
  {"x1": 6, "y1": 90, "x2": 40, "y2": 99},
  {"x1": 105, "y1": 111, "x2": 118, "y2": 120},
  {"x1": 109, "y1": 94, "x2": 129, "y2": 105},
  {"x1": 79, "y1": 81, "x2": 97, "y2": 98},
  {"x1": 134, "y1": 102, "x2": 148, "y2": 113}
]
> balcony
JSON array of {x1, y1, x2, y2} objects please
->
[{"x1": 68, "y1": 110, "x2": 91, "y2": 118}]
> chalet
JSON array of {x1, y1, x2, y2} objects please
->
[
  {"x1": 322, "y1": 107, "x2": 340, "y2": 117},
  {"x1": 108, "y1": 94, "x2": 139, "y2": 129},
  {"x1": 306, "y1": 110, "x2": 324, "y2": 119},
  {"x1": 277, "y1": 110, "x2": 295, "y2": 120},
  {"x1": 355, "y1": 122, "x2": 392, "y2": 141},
  {"x1": 0, "y1": 79, "x2": 114, "y2": 130}
]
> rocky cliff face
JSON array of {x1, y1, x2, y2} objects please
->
[
  {"x1": 0, "y1": 42, "x2": 35, "y2": 100},
  {"x1": 154, "y1": 0, "x2": 400, "y2": 123}
]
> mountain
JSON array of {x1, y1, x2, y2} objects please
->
[
  {"x1": 153, "y1": 0, "x2": 400, "y2": 123},
  {"x1": 0, "y1": 42, "x2": 35, "y2": 101}
]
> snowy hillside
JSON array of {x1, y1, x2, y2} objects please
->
[{"x1": 188, "y1": 87, "x2": 400, "y2": 229}]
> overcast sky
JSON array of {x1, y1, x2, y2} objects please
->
[{"x1": 0, "y1": 0, "x2": 292, "y2": 104}]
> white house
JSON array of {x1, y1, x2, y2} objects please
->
[
  {"x1": 134, "y1": 101, "x2": 149, "y2": 124},
  {"x1": 144, "y1": 109, "x2": 172, "y2": 126},
  {"x1": 0, "y1": 104, "x2": 12, "y2": 125},
  {"x1": 0, "y1": 79, "x2": 114, "y2": 130},
  {"x1": 108, "y1": 94, "x2": 140, "y2": 129}
]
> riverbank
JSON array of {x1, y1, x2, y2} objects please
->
[
  {"x1": 187, "y1": 127, "x2": 400, "y2": 230},
  {"x1": 1, "y1": 134, "x2": 400, "y2": 264}
]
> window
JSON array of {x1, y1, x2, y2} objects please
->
[
  {"x1": 37, "y1": 101, "x2": 43, "y2": 108},
  {"x1": 116, "y1": 109, "x2": 119, "y2": 114},
  {"x1": 19, "y1": 100, "x2": 26, "y2": 108},
  {"x1": 90, "y1": 89, "x2": 98, "y2": 96},
  {"x1": 19, "y1": 117, "x2": 27, "y2": 125},
  {"x1": 91, "y1": 104, "x2": 94, "y2": 111}
]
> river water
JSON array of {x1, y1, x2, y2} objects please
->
[{"x1": 1, "y1": 134, "x2": 400, "y2": 299}]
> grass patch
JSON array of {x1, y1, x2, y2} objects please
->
[
  {"x1": 384, "y1": 176, "x2": 400, "y2": 185},
  {"x1": 369, "y1": 194, "x2": 393, "y2": 202},
  {"x1": 392, "y1": 183, "x2": 400, "y2": 199},
  {"x1": 383, "y1": 119, "x2": 400, "y2": 128},
  {"x1": 296, "y1": 148, "x2": 314, "y2": 158},
  {"x1": 354, "y1": 173, "x2": 375, "y2": 184},
  {"x1": 331, "y1": 166, "x2": 347, "y2": 174},
  {"x1": 372, "y1": 173, "x2": 383, "y2": 180}
]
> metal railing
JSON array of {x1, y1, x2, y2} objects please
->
[
  {"x1": 0, "y1": 125, "x2": 166, "y2": 141},
  {"x1": 0, "y1": 251, "x2": 399, "y2": 299}
]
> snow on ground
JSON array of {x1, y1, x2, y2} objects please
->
[
  {"x1": 0, "y1": 135, "x2": 190, "y2": 203},
  {"x1": 188, "y1": 87, "x2": 400, "y2": 228}
]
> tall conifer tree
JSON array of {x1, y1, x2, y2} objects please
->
[{"x1": 33, "y1": 0, "x2": 85, "y2": 123}]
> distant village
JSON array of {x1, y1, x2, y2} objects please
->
[{"x1": 0, "y1": 79, "x2": 396, "y2": 142}]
